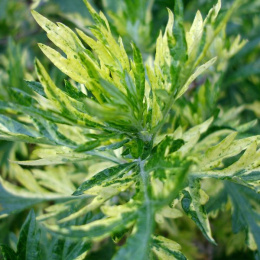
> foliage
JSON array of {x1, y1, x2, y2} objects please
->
[{"x1": 0, "y1": 0, "x2": 259, "y2": 259}]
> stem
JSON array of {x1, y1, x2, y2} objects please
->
[
  {"x1": 139, "y1": 158, "x2": 150, "y2": 207},
  {"x1": 138, "y1": 158, "x2": 154, "y2": 254}
]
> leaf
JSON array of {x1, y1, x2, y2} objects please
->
[
  {"x1": 176, "y1": 57, "x2": 217, "y2": 99},
  {"x1": 172, "y1": 0, "x2": 187, "y2": 63},
  {"x1": 6, "y1": 39, "x2": 29, "y2": 94},
  {"x1": 25, "y1": 81, "x2": 46, "y2": 97},
  {"x1": 10, "y1": 164, "x2": 46, "y2": 193},
  {"x1": 16, "y1": 210, "x2": 41, "y2": 260},
  {"x1": 196, "y1": 133, "x2": 260, "y2": 175},
  {"x1": 35, "y1": 59, "x2": 103, "y2": 128},
  {"x1": 181, "y1": 179, "x2": 216, "y2": 244},
  {"x1": 73, "y1": 163, "x2": 134, "y2": 195},
  {"x1": 131, "y1": 43, "x2": 145, "y2": 109},
  {"x1": 152, "y1": 235, "x2": 187, "y2": 260},
  {"x1": 46, "y1": 210, "x2": 137, "y2": 239},
  {"x1": 222, "y1": 141, "x2": 260, "y2": 176},
  {"x1": 12, "y1": 158, "x2": 87, "y2": 166},
  {"x1": 186, "y1": 10, "x2": 203, "y2": 57},
  {"x1": 46, "y1": 236, "x2": 90, "y2": 260},
  {"x1": 204, "y1": 0, "x2": 221, "y2": 24},
  {"x1": 59, "y1": 175, "x2": 137, "y2": 223},
  {"x1": 15, "y1": 146, "x2": 123, "y2": 166},
  {"x1": 225, "y1": 182, "x2": 260, "y2": 253},
  {"x1": 31, "y1": 10, "x2": 85, "y2": 55},
  {"x1": 64, "y1": 80, "x2": 87, "y2": 100},
  {"x1": 83, "y1": 0, "x2": 107, "y2": 27},
  {"x1": 0, "y1": 245, "x2": 17, "y2": 260},
  {"x1": 236, "y1": 119, "x2": 258, "y2": 133},
  {"x1": 38, "y1": 43, "x2": 89, "y2": 84},
  {"x1": 0, "y1": 176, "x2": 77, "y2": 218},
  {"x1": 9, "y1": 88, "x2": 36, "y2": 106},
  {"x1": 97, "y1": 139, "x2": 130, "y2": 151},
  {"x1": 154, "y1": 8, "x2": 173, "y2": 69},
  {"x1": 156, "y1": 206, "x2": 183, "y2": 221},
  {"x1": 0, "y1": 178, "x2": 44, "y2": 218},
  {"x1": 75, "y1": 140, "x2": 101, "y2": 152},
  {"x1": 0, "y1": 101, "x2": 72, "y2": 125},
  {"x1": 0, "y1": 115, "x2": 51, "y2": 145},
  {"x1": 179, "y1": 117, "x2": 213, "y2": 155}
]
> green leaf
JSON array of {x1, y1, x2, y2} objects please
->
[
  {"x1": 64, "y1": 80, "x2": 87, "y2": 100},
  {"x1": 97, "y1": 139, "x2": 130, "y2": 151},
  {"x1": 9, "y1": 88, "x2": 36, "y2": 106},
  {"x1": 131, "y1": 43, "x2": 145, "y2": 110},
  {"x1": 226, "y1": 182, "x2": 260, "y2": 253},
  {"x1": 172, "y1": 0, "x2": 187, "y2": 63},
  {"x1": 6, "y1": 39, "x2": 30, "y2": 94},
  {"x1": 0, "y1": 178, "x2": 44, "y2": 218},
  {"x1": 0, "y1": 245, "x2": 17, "y2": 260},
  {"x1": 47, "y1": 236, "x2": 90, "y2": 260},
  {"x1": 25, "y1": 81, "x2": 46, "y2": 97},
  {"x1": 16, "y1": 210, "x2": 41, "y2": 260},
  {"x1": 75, "y1": 140, "x2": 101, "y2": 152}
]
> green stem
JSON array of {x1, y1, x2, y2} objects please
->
[
  {"x1": 139, "y1": 158, "x2": 150, "y2": 207},
  {"x1": 138, "y1": 158, "x2": 154, "y2": 254}
]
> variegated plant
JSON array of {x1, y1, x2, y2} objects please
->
[{"x1": 0, "y1": 0, "x2": 259, "y2": 259}]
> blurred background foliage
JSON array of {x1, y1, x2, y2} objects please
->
[{"x1": 0, "y1": 0, "x2": 259, "y2": 259}]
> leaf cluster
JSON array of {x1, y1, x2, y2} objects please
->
[{"x1": 0, "y1": 0, "x2": 259, "y2": 259}]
